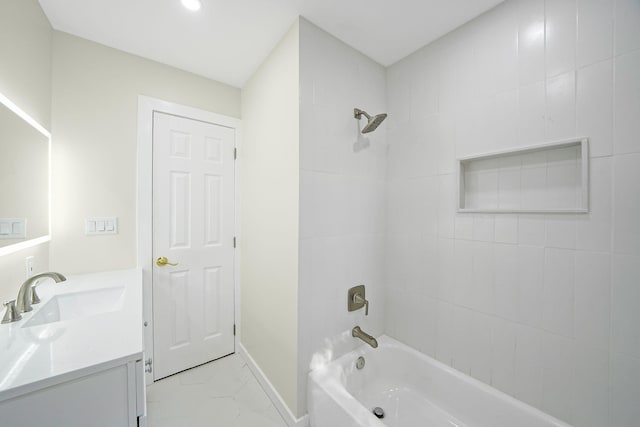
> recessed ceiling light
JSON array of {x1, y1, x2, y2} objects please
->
[{"x1": 181, "y1": 0, "x2": 201, "y2": 11}]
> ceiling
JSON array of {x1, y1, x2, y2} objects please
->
[{"x1": 39, "y1": 0, "x2": 504, "y2": 88}]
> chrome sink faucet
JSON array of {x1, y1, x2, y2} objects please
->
[{"x1": 16, "y1": 272, "x2": 66, "y2": 314}]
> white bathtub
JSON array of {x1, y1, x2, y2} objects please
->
[{"x1": 308, "y1": 335, "x2": 570, "y2": 427}]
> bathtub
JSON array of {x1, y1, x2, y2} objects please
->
[{"x1": 308, "y1": 335, "x2": 570, "y2": 427}]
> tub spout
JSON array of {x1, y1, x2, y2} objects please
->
[{"x1": 352, "y1": 326, "x2": 378, "y2": 348}]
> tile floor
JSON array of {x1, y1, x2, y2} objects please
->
[{"x1": 146, "y1": 354, "x2": 288, "y2": 427}]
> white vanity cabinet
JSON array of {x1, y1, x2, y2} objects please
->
[
  {"x1": 0, "y1": 269, "x2": 146, "y2": 427},
  {"x1": 0, "y1": 358, "x2": 145, "y2": 427}
]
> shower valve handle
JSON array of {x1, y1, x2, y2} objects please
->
[{"x1": 353, "y1": 293, "x2": 369, "y2": 316}]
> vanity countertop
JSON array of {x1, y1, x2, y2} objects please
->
[{"x1": 0, "y1": 269, "x2": 143, "y2": 402}]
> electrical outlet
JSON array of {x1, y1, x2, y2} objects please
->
[{"x1": 25, "y1": 256, "x2": 34, "y2": 278}]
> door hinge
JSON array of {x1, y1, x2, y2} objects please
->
[
  {"x1": 234, "y1": 147, "x2": 237, "y2": 160},
  {"x1": 144, "y1": 358, "x2": 152, "y2": 373},
  {"x1": 233, "y1": 236, "x2": 236, "y2": 248},
  {"x1": 233, "y1": 324, "x2": 236, "y2": 336}
]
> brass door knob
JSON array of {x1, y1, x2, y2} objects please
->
[{"x1": 156, "y1": 257, "x2": 178, "y2": 267}]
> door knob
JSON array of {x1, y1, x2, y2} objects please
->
[{"x1": 156, "y1": 257, "x2": 178, "y2": 267}]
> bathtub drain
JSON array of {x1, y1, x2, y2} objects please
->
[{"x1": 372, "y1": 407, "x2": 385, "y2": 419}]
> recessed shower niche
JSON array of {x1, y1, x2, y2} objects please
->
[{"x1": 457, "y1": 138, "x2": 589, "y2": 213}]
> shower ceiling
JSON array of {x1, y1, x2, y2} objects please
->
[{"x1": 39, "y1": 0, "x2": 504, "y2": 88}]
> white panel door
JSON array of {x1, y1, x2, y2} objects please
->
[{"x1": 152, "y1": 111, "x2": 235, "y2": 380}]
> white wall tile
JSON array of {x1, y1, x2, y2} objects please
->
[
  {"x1": 613, "y1": 153, "x2": 640, "y2": 254},
  {"x1": 455, "y1": 214, "x2": 474, "y2": 240},
  {"x1": 421, "y1": 234, "x2": 440, "y2": 298},
  {"x1": 312, "y1": 237, "x2": 349, "y2": 302},
  {"x1": 418, "y1": 296, "x2": 438, "y2": 357},
  {"x1": 614, "y1": 0, "x2": 640, "y2": 55},
  {"x1": 417, "y1": 117, "x2": 440, "y2": 178},
  {"x1": 456, "y1": 99, "x2": 496, "y2": 158},
  {"x1": 477, "y1": 171, "x2": 499, "y2": 209},
  {"x1": 542, "y1": 248, "x2": 575, "y2": 337},
  {"x1": 546, "y1": 215, "x2": 577, "y2": 249},
  {"x1": 498, "y1": 168, "x2": 522, "y2": 210},
  {"x1": 494, "y1": 89, "x2": 520, "y2": 151},
  {"x1": 518, "y1": 0, "x2": 546, "y2": 85},
  {"x1": 300, "y1": 22, "x2": 388, "y2": 405},
  {"x1": 391, "y1": 290, "x2": 422, "y2": 350},
  {"x1": 514, "y1": 324, "x2": 544, "y2": 407},
  {"x1": 473, "y1": 215, "x2": 495, "y2": 242},
  {"x1": 387, "y1": 180, "x2": 411, "y2": 235},
  {"x1": 572, "y1": 345, "x2": 610, "y2": 427},
  {"x1": 471, "y1": 241, "x2": 495, "y2": 313},
  {"x1": 612, "y1": 254, "x2": 640, "y2": 358},
  {"x1": 437, "y1": 44, "x2": 460, "y2": 115},
  {"x1": 614, "y1": 51, "x2": 640, "y2": 155},
  {"x1": 541, "y1": 332, "x2": 575, "y2": 422},
  {"x1": 577, "y1": 0, "x2": 614, "y2": 67},
  {"x1": 436, "y1": 238, "x2": 455, "y2": 303},
  {"x1": 518, "y1": 81, "x2": 547, "y2": 145},
  {"x1": 574, "y1": 251, "x2": 611, "y2": 350},
  {"x1": 485, "y1": 3, "x2": 520, "y2": 95},
  {"x1": 545, "y1": 0, "x2": 577, "y2": 78},
  {"x1": 546, "y1": 71, "x2": 577, "y2": 141},
  {"x1": 491, "y1": 318, "x2": 517, "y2": 395},
  {"x1": 494, "y1": 215, "x2": 519, "y2": 244},
  {"x1": 518, "y1": 245, "x2": 545, "y2": 327},
  {"x1": 410, "y1": 57, "x2": 439, "y2": 120},
  {"x1": 423, "y1": 177, "x2": 440, "y2": 236},
  {"x1": 451, "y1": 305, "x2": 473, "y2": 374},
  {"x1": 384, "y1": 287, "x2": 401, "y2": 339},
  {"x1": 518, "y1": 214, "x2": 546, "y2": 247},
  {"x1": 576, "y1": 157, "x2": 612, "y2": 251},
  {"x1": 437, "y1": 174, "x2": 456, "y2": 238},
  {"x1": 469, "y1": 311, "x2": 493, "y2": 383},
  {"x1": 453, "y1": 239, "x2": 474, "y2": 307},
  {"x1": 521, "y1": 166, "x2": 547, "y2": 210},
  {"x1": 611, "y1": 353, "x2": 640, "y2": 426},
  {"x1": 577, "y1": 59, "x2": 613, "y2": 158},
  {"x1": 383, "y1": 1, "x2": 630, "y2": 423},
  {"x1": 494, "y1": 243, "x2": 519, "y2": 320},
  {"x1": 546, "y1": 149, "x2": 580, "y2": 210},
  {"x1": 435, "y1": 301, "x2": 455, "y2": 365}
]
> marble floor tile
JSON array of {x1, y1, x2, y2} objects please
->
[{"x1": 146, "y1": 354, "x2": 287, "y2": 427}]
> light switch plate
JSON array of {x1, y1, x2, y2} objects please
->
[
  {"x1": 0, "y1": 218, "x2": 27, "y2": 239},
  {"x1": 85, "y1": 217, "x2": 118, "y2": 235}
]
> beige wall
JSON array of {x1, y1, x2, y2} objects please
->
[
  {"x1": 50, "y1": 31, "x2": 240, "y2": 274},
  {"x1": 240, "y1": 20, "x2": 300, "y2": 416},
  {"x1": 0, "y1": 0, "x2": 52, "y2": 303}
]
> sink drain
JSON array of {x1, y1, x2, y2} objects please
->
[{"x1": 372, "y1": 407, "x2": 385, "y2": 419}]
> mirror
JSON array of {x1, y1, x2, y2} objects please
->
[{"x1": 0, "y1": 92, "x2": 50, "y2": 255}]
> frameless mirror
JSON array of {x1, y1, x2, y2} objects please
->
[{"x1": 0, "y1": 93, "x2": 50, "y2": 255}]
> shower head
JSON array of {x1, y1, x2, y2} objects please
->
[{"x1": 354, "y1": 108, "x2": 387, "y2": 134}]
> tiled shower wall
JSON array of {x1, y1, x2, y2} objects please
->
[
  {"x1": 297, "y1": 18, "x2": 387, "y2": 414},
  {"x1": 385, "y1": 0, "x2": 640, "y2": 425}
]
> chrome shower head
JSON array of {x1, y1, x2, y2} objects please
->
[{"x1": 354, "y1": 108, "x2": 387, "y2": 134}]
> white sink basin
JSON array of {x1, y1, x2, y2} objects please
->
[{"x1": 23, "y1": 286, "x2": 126, "y2": 328}]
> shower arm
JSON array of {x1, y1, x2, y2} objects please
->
[{"x1": 354, "y1": 108, "x2": 372, "y2": 120}]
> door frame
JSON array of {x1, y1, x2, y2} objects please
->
[{"x1": 136, "y1": 96, "x2": 242, "y2": 385}]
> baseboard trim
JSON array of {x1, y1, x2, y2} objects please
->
[{"x1": 238, "y1": 343, "x2": 309, "y2": 427}]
